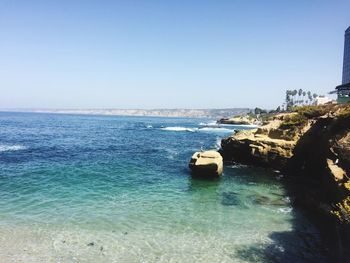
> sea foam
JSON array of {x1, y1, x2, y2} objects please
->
[
  {"x1": 161, "y1": 127, "x2": 197, "y2": 132},
  {"x1": 161, "y1": 126, "x2": 237, "y2": 133},
  {"x1": 0, "y1": 144, "x2": 27, "y2": 152},
  {"x1": 199, "y1": 121, "x2": 217, "y2": 126},
  {"x1": 198, "y1": 127, "x2": 237, "y2": 133}
]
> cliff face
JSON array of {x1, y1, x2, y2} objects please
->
[
  {"x1": 221, "y1": 104, "x2": 350, "y2": 261},
  {"x1": 221, "y1": 113, "x2": 305, "y2": 169}
]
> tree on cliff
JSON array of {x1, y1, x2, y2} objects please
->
[
  {"x1": 284, "y1": 89, "x2": 319, "y2": 110},
  {"x1": 298, "y1": 89, "x2": 303, "y2": 105}
]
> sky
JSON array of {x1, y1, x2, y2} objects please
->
[{"x1": 0, "y1": 0, "x2": 349, "y2": 109}]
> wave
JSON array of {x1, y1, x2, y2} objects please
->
[
  {"x1": 160, "y1": 126, "x2": 237, "y2": 133},
  {"x1": 160, "y1": 127, "x2": 197, "y2": 132},
  {"x1": 0, "y1": 144, "x2": 27, "y2": 152},
  {"x1": 198, "y1": 127, "x2": 237, "y2": 133},
  {"x1": 199, "y1": 121, "x2": 217, "y2": 126}
]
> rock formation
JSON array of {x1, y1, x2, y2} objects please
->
[
  {"x1": 220, "y1": 104, "x2": 350, "y2": 261},
  {"x1": 189, "y1": 150, "x2": 223, "y2": 178},
  {"x1": 217, "y1": 116, "x2": 259, "y2": 125},
  {"x1": 221, "y1": 113, "x2": 302, "y2": 169}
]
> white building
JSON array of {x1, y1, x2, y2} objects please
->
[{"x1": 315, "y1": 96, "x2": 333, "y2": 105}]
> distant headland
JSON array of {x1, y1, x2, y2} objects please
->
[{"x1": 0, "y1": 108, "x2": 251, "y2": 119}]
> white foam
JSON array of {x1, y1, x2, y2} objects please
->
[
  {"x1": 161, "y1": 125, "x2": 236, "y2": 133},
  {"x1": 199, "y1": 121, "x2": 217, "y2": 126},
  {"x1": 160, "y1": 127, "x2": 197, "y2": 132},
  {"x1": 0, "y1": 144, "x2": 27, "y2": 152},
  {"x1": 198, "y1": 127, "x2": 236, "y2": 133},
  {"x1": 277, "y1": 207, "x2": 292, "y2": 214},
  {"x1": 227, "y1": 164, "x2": 248, "y2": 169},
  {"x1": 146, "y1": 125, "x2": 153, "y2": 129},
  {"x1": 283, "y1": 197, "x2": 291, "y2": 204}
]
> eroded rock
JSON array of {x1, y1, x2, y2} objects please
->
[{"x1": 189, "y1": 150, "x2": 223, "y2": 177}]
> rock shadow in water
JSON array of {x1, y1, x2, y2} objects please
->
[
  {"x1": 221, "y1": 191, "x2": 243, "y2": 206},
  {"x1": 252, "y1": 194, "x2": 290, "y2": 206}
]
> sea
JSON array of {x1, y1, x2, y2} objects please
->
[{"x1": 0, "y1": 112, "x2": 328, "y2": 262}]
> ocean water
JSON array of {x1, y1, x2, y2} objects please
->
[{"x1": 0, "y1": 112, "x2": 327, "y2": 262}]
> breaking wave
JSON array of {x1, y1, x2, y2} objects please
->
[
  {"x1": 198, "y1": 127, "x2": 237, "y2": 133},
  {"x1": 161, "y1": 126, "x2": 237, "y2": 133},
  {"x1": 160, "y1": 127, "x2": 197, "y2": 132},
  {"x1": 199, "y1": 121, "x2": 217, "y2": 126},
  {"x1": 0, "y1": 144, "x2": 27, "y2": 152}
]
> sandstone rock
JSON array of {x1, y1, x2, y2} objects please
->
[
  {"x1": 327, "y1": 159, "x2": 347, "y2": 181},
  {"x1": 221, "y1": 127, "x2": 297, "y2": 169},
  {"x1": 189, "y1": 150, "x2": 223, "y2": 177}
]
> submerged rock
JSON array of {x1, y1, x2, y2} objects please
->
[
  {"x1": 189, "y1": 150, "x2": 223, "y2": 177},
  {"x1": 253, "y1": 194, "x2": 289, "y2": 206},
  {"x1": 222, "y1": 191, "x2": 241, "y2": 206}
]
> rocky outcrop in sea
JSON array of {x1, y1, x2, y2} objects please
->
[
  {"x1": 189, "y1": 150, "x2": 223, "y2": 178},
  {"x1": 217, "y1": 116, "x2": 261, "y2": 125}
]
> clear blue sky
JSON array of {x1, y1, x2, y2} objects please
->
[{"x1": 0, "y1": 0, "x2": 349, "y2": 109}]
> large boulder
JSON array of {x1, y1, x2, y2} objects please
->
[{"x1": 189, "y1": 150, "x2": 223, "y2": 177}]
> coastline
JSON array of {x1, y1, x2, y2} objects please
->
[
  {"x1": 219, "y1": 104, "x2": 350, "y2": 261},
  {"x1": 0, "y1": 108, "x2": 251, "y2": 119}
]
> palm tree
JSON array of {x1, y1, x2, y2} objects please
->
[
  {"x1": 298, "y1": 89, "x2": 303, "y2": 105},
  {"x1": 293, "y1": 90, "x2": 298, "y2": 105},
  {"x1": 307, "y1": 91, "x2": 312, "y2": 105},
  {"x1": 302, "y1": 91, "x2": 306, "y2": 105}
]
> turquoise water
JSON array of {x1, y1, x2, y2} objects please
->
[{"x1": 0, "y1": 112, "x2": 327, "y2": 262}]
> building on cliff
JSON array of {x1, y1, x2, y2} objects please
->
[{"x1": 335, "y1": 26, "x2": 350, "y2": 103}]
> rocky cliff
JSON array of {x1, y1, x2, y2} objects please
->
[{"x1": 221, "y1": 104, "x2": 350, "y2": 261}]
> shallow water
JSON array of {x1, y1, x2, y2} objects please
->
[{"x1": 0, "y1": 112, "x2": 327, "y2": 262}]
